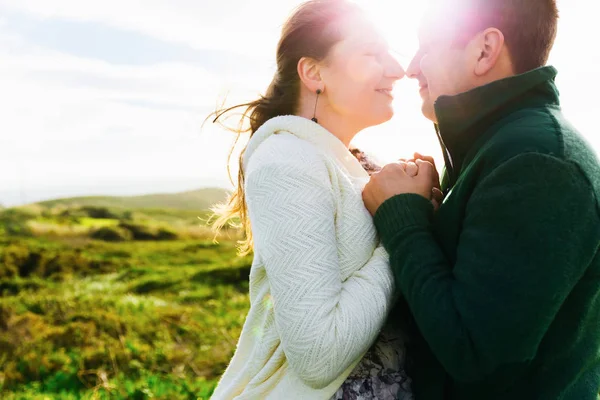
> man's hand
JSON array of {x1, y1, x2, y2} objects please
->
[
  {"x1": 413, "y1": 153, "x2": 444, "y2": 210},
  {"x1": 362, "y1": 159, "x2": 436, "y2": 216}
]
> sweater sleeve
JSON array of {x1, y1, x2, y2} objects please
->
[
  {"x1": 373, "y1": 152, "x2": 599, "y2": 382},
  {"x1": 245, "y1": 160, "x2": 394, "y2": 390}
]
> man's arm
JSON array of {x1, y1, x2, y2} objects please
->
[{"x1": 373, "y1": 152, "x2": 599, "y2": 382}]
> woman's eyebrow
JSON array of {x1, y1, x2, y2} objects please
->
[{"x1": 358, "y1": 40, "x2": 389, "y2": 50}]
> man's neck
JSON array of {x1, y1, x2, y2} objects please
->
[{"x1": 433, "y1": 66, "x2": 559, "y2": 187}]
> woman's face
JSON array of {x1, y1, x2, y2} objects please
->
[{"x1": 319, "y1": 16, "x2": 405, "y2": 130}]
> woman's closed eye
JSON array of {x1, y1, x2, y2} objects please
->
[
  {"x1": 364, "y1": 48, "x2": 383, "y2": 57},
  {"x1": 362, "y1": 42, "x2": 388, "y2": 56}
]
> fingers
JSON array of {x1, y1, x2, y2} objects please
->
[
  {"x1": 432, "y1": 187, "x2": 444, "y2": 204},
  {"x1": 378, "y1": 161, "x2": 409, "y2": 179},
  {"x1": 414, "y1": 152, "x2": 435, "y2": 165},
  {"x1": 398, "y1": 157, "x2": 417, "y2": 163},
  {"x1": 415, "y1": 159, "x2": 434, "y2": 179},
  {"x1": 414, "y1": 156, "x2": 441, "y2": 190},
  {"x1": 393, "y1": 161, "x2": 417, "y2": 177},
  {"x1": 403, "y1": 162, "x2": 418, "y2": 177}
]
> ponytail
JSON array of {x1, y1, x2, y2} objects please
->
[{"x1": 209, "y1": 76, "x2": 299, "y2": 255}]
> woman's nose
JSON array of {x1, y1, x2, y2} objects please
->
[{"x1": 386, "y1": 54, "x2": 406, "y2": 81}]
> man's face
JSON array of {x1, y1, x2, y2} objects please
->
[{"x1": 406, "y1": 16, "x2": 478, "y2": 122}]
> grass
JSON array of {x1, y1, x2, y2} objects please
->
[
  {"x1": 5, "y1": 200, "x2": 599, "y2": 399},
  {"x1": 0, "y1": 204, "x2": 249, "y2": 399}
]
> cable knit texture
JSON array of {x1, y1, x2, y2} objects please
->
[{"x1": 210, "y1": 115, "x2": 395, "y2": 400}]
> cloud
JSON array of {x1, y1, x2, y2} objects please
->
[
  {"x1": 0, "y1": 22, "x2": 266, "y2": 205},
  {"x1": 0, "y1": 0, "x2": 300, "y2": 59}
]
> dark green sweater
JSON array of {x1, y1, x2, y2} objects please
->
[{"x1": 374, "y1": 67, "x2": 600, "y2": 399}]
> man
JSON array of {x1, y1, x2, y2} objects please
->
[{"x1": 362, "y1": 0, "x2": 600, "y2": 398}]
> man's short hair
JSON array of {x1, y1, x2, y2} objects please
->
[{"x1": 431, "y1": 0, "x2": 559, "y2": 74}]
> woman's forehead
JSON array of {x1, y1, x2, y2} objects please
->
[{"x1": 338, "y1": 17, "x2": 387, "y2": 48}]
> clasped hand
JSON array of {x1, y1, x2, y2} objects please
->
[{"x1": 362, "y1": 153, "x2": 444, "y2": 216}]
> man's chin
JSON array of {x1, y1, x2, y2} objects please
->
[{"x1": 421, "y1": 103, "x2": 437, "y2": 123}]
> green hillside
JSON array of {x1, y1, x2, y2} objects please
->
[
  {"x1": 34, "y1": 188, "x2": 229, "y2": 211},
  {"x1": 0, "y1": 199, "x2": 245, "y2": 399}
]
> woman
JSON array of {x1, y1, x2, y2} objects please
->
[{"x1": 210, "y1": 1, "x2": 412, "y2": 399}]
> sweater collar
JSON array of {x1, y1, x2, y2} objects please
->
[
  {"x1": 243, "y1": 115, "x2": 369, "y2": 179},
  {"x1": 434, "y1": 66, "x2": 560, "y2": 187}
]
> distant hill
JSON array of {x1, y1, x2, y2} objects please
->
[{"x1": 34, "y1": 188, "x2": 230, "y2": 211}]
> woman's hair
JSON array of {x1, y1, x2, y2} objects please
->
[{"x1": 209, "y1": 0, "x2": 362, "y2": 255}]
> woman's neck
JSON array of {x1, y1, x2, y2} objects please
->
[{"x1": 296, "y1": 99, "x2": 359, "y2": 148}]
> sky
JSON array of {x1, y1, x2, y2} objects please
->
[{"x1": 0, "y1": 0, "x2": 597, "y2": 207}]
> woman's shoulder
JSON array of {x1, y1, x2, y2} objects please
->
[{"x1": 245, "y1": 132, "x2": 329, "y2": 176}]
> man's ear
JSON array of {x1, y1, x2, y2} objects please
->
[
  {"x1": 297, "y1": 57, "x2": 323, "y2": 93},
  {"x1": 472, "y1": 28, "x2": 505, "y2": 76}
]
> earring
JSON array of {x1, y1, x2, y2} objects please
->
[{"x1": 311, "y1": 89, "x2": 322, "y2": 123}]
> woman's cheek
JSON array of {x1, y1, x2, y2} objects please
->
[{"x1": 346, "y1": 55, "x2": 379, "y2": 85}]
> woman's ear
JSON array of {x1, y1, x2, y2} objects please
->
[
  {"x1": 472, "y1": 28, "x2": 505, "y2": 77},
  {"x1": 298, "y1": 57, "x2": 324, "y2": 93}
]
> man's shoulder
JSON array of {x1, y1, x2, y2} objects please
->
[
  {"x1": 478, "y1": 106, "x2": 600, "y2": 208},
  {"x1": 479, "y1": 106, "x2": 597, "y2": 168},
  {"x1": 484, "y1": 106, "x2": 565, "y2": 161}
]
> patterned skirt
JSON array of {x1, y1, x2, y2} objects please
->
[{"x1": 330, "y1": 324, "x2": 413, "y2": 400}]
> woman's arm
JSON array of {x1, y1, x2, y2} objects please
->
[{"x1": 246, "y1": 160, "x2": 394, "y2": 389}]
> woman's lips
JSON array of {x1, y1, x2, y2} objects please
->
[{"x1": 376, "y1": 88, "x2": 394, "y2": 99}]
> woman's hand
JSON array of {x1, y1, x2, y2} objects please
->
[
  {"x1": 401, "y1": 161, "x2": 419, "y2": 177},
  {"x1": 397, "y1": 153, "x2": 444, "y2": 211},
  {"x1": 363, "y1": 160, "x2": 436, "y2": 216}
]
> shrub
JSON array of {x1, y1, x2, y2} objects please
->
[
  {"x1": 156, "y1": 228, "x2": 177, "y2": 241},
  {"x1": 0, "y1": 209, "x2": 33, "y2": 237},
  {"x1": 119, "y1": 223, "x2": 178, "y2": 241},
  {"x1": 192, "y1": 262, "x2": 251, "y2": 286},
  {"x1": 0, "y1": 243, "x2": 116, "y2": 279},
  {"x1": 0, "y1": 280, "x2": 44, "y2": 296},
  {"x1": 91, "y1": 227, "x2": 132, "y2": 242},
  {"x1": 183, "y1": 242, "x2": 219, "y2": 251},
  {"x1": 119, "y1": 223, "x2": 156, "y2": 241},
  {"x1": 131, "y1": 277, "x2": 177, "y2": 294},
  {"x1": 80, "y1": 206, "x2": 118, "y2": 219},
  {"x1": 0, "y1": 244, "x2": 32, "y2": 278}
]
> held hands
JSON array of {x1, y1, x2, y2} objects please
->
[
  {"x1": 412, "y1": 153, "x2": 444, "y2": 210},
  {"x1": 362, "y1": 153, "x2": 444, "y2": 216}
]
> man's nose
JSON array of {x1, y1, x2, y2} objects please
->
[{"x1": 406, "y1": 53, "x2": 422, "y2": 79}]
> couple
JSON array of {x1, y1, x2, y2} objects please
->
[{"x1": 210, "y1": 0, "x2": 600, "y2": 399}]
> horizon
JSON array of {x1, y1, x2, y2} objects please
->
[
  {"x1": 0, "y1": 178, "x2": 231, "y2": 208},
  {"x1": 1, "y1": 0, "x2": 598, "y2": 207}
]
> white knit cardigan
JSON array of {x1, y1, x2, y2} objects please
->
[{"x1": 211, "y1": 115, "x2": 395, "y2": 400}]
